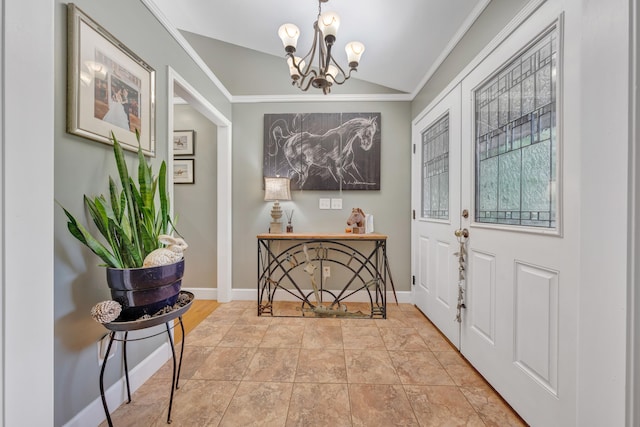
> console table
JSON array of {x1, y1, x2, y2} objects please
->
[
  {"x1": 99, "y1": 291, "x2": 193, "y2": 426},
  {"x1": 257, "y1": 233, "x2": 391, "y2": 318}
]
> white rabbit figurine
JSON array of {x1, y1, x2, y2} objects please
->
[{"x1": 143, "y1": 234, "x2": 188, "y2": 267}]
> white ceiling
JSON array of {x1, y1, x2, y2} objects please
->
[{"x1": 151, "y1": 0, "x2": 489, "y2": 96}]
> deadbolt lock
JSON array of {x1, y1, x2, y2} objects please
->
[
  {"x1": 454, "y1": 228, "x2": 469, "y2": 238},
  {"x1": 462, "y1": 209, "x2": 469, "y2": 219}
]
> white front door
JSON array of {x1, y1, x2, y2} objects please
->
[
  {"x1": 412, "y1": 7, "x2": 577, "y2": 426},
  {"x1": 412, "y1": 84, "x2": 462, "y2": 348}
]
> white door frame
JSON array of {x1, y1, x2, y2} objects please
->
[
  {"x1": 629, "y1": 0, "x2": 640, "y2": 423},
  {"x1": 2, "y1": 0, "x2": 55, "y2": 424},
  {"x1": 167, "y1": 67, "x2": 233, "y2": 302}
]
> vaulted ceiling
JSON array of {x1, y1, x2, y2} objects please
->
[{"x1": 151, "y1": 0, "x2": 492, "y2": 98}]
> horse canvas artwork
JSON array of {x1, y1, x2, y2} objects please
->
[{"x1": 263, "y1": 113, "x2": 381, "y2": 190}]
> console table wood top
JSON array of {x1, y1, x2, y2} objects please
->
[{"x1": 257, "y1": 232, "x2": 387, "y2": 240}]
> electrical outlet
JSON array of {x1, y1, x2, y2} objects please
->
[
  {"x1": 331, "y1": 198, "x2": 342, "y2": 209},
  {"x1": 98, "y1": 335, "x2": 116, "y2": 365},
  {"x1": 322, "y1": 266, "x2": 331, "y2": 278},
  {"x1": 319, "y1": 198, "x2": 331, "y2": 209}
]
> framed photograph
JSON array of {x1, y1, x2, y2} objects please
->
[
  {"x1": 174, "y1": 159, "x2": 195, "y2": 184},
  {"x1": 173, "y1": 130, "x2": 195, "y2": 156},
  {"x1": 67, "y1": 3, "x2": 156, "y2": 156}
]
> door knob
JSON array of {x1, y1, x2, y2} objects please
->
[{"x1": 454, "y1": 228, "x2": 469, "y2": 238}]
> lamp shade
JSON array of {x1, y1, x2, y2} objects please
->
[
  {"x1": 287, "y1": 56, "x2": 306, "y2": 79},
  {"x1": 326, "y1": 64, "x2": 339, "y2": 81},
  {"x1": 318, "y1": 11, "x2": 340, "y2": 39},
  {"x1": 264, "y1": 177, "x2": 291, "y2": 201},
  {"x1": 345, "y1": 41, "x2": 365, "y2": 67},
  {"x1": 278, "y1": 24, "x2": 300, "y2": 50}
]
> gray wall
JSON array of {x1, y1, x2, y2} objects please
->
[
  {"x1": 53, "y1": 1, "x2": 230, "y2": 425},
  {"x1": 231, "y1": 102, "x2": 412, "y2": 292},
  {"x1": 174, "y1": 104, "x2": 218, "y2": 289},
  {"x1": 412, "y1": 0, "x2": 529, "y2": 118}
]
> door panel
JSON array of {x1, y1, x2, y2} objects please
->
[
  {"x1": 467, "y1": 249, "x2": 495, "y2": 345},
  {"x1": 513, "y1": 262, "x2": 559, "y2": 395},
  {"x1": 435, "y1": 240, "x2": 452, "y2": 308},
  {"x1": 412, "y1": 84, "x2": 461, "y2": 347},
  {"x1": 458, "y1": 14, "x2": 574, "y2": 425}
]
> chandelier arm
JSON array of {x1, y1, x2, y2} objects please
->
[
  {"x1": 328, "y1": 54, "x2": 349, "y2": 83},
  {"x1": 286, "y1": 51, "x2": 312, "y2": 80},
  {"x1": 296, "y1": 65, "x2": 318, "y2": 90},
  {"x1": 322, "y1": 42, "x2": 335, "y2": 76},
  {"x1": 296, "y1": 23, "x2": 320, "y2": 78},
  {"x1": 318, "y1": 34, "x2": 329, "y2": 76},
  {"x1": 299, "y1": 74, "x2": 318, "y2": 92}
]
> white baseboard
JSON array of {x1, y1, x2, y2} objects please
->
[{"x1": 63, "y1": 341, "x2": 172, "y2": 427}]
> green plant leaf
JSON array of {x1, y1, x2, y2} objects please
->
[
  {"x1": 158, "y1": 161, "x2": 169, "y2": 234},
  {"x1": 84, "y1": 196, "x2": 109, "y2": 240},
  {"x1": 109, "y1": 218, "x2": 143, "y2": 267},
  {"x1": 112, "y1": 132, "x2": 142, "y2": 256},
  {"x1": 109, "y1": 177, "x2": 121, "y2": 223},
  {"x1": 61, "y1": 206, "x2": 122, "y2": 268},
  {"x1": 138, "y1": 148, "x2": 154, "y2": 209}
]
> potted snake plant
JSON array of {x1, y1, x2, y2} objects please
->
[{"x1": 62, "y1": 132, "x2": 186, "y2": 321}]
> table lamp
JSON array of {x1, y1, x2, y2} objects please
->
[{"x1": 264, "y1": 176, "x2": 291, "y2": 233}]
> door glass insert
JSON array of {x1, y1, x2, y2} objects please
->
[
  {"x1": 474, "y1": 28, "x2": 558, "y2": 228},
  {"x1": 421, "y1": 113, "x2": 449, "y2": 219}
]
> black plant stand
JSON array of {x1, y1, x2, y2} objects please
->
[{"x1": 99, "y1": 291, "x2": 194, "y2": 426}]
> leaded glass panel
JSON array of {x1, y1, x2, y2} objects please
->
[
  {"x1": 474, "y1": 27, "x2": 558, "y2": 228},
  {"x1": 421, "y1": 114, "x2": 449, "y2": 219}
]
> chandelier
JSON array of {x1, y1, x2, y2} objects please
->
[{"x1": 277, "y1": 0, "x2": 365, "y2": 95}]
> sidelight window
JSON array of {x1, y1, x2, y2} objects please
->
[{"x1": 421, "y1": 113, "x2": 449, "y2": 220}]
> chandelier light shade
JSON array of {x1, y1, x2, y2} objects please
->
[
  {"x1": 264, "y1": 176, "x2": 292, "y2": 233},
  {"x1": 277, "y1": 0, "x2": 365, "y2": 94}
]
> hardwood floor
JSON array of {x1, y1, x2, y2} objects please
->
[{"x1": 174, "y1": 299, "x2": 220, "y2": 343}]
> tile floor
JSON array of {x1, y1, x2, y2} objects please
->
[{"x1": 102, "y1": 301, "x2": 527, "y2": 426}]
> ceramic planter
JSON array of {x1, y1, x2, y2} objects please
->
[{"x1": 106, "y1": 259, "x2": 185, "y2": 321}]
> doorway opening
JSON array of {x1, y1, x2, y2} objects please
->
[{"x1": 167, "y1": 68, "x2": 232, "y2": 302}]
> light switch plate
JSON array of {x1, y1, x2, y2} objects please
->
[
  {"x1": 331, "y1": 198, "x2": 343, "y2": 209},
  {"x1": 319, "y1": 198, "x2": 331, "y2": 209}
]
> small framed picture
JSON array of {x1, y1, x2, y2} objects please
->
[
  {"x1": 173, "y1": 130, "x2": 195, "y2": 156},
  {"x1": 66, "y1": 3, "x2": 156, "y2": 156},
  {"x1": 174, "y1": 159, "x2": 195, "y2": 184}
]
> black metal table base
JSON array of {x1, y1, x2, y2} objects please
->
[
  {"x1": 257, "y1": 234, "x2": 394, "y2": 318},
  {"x1": 99, "y1": 317, "x2": 186, "y2": 426}
]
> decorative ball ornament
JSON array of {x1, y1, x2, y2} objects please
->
[
  {"x1": 91, "y1": 300, "x2": 122, "y2": 324},
  {"x1": 177, "y1": 292, "x2": 191, "y2": 305}
]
